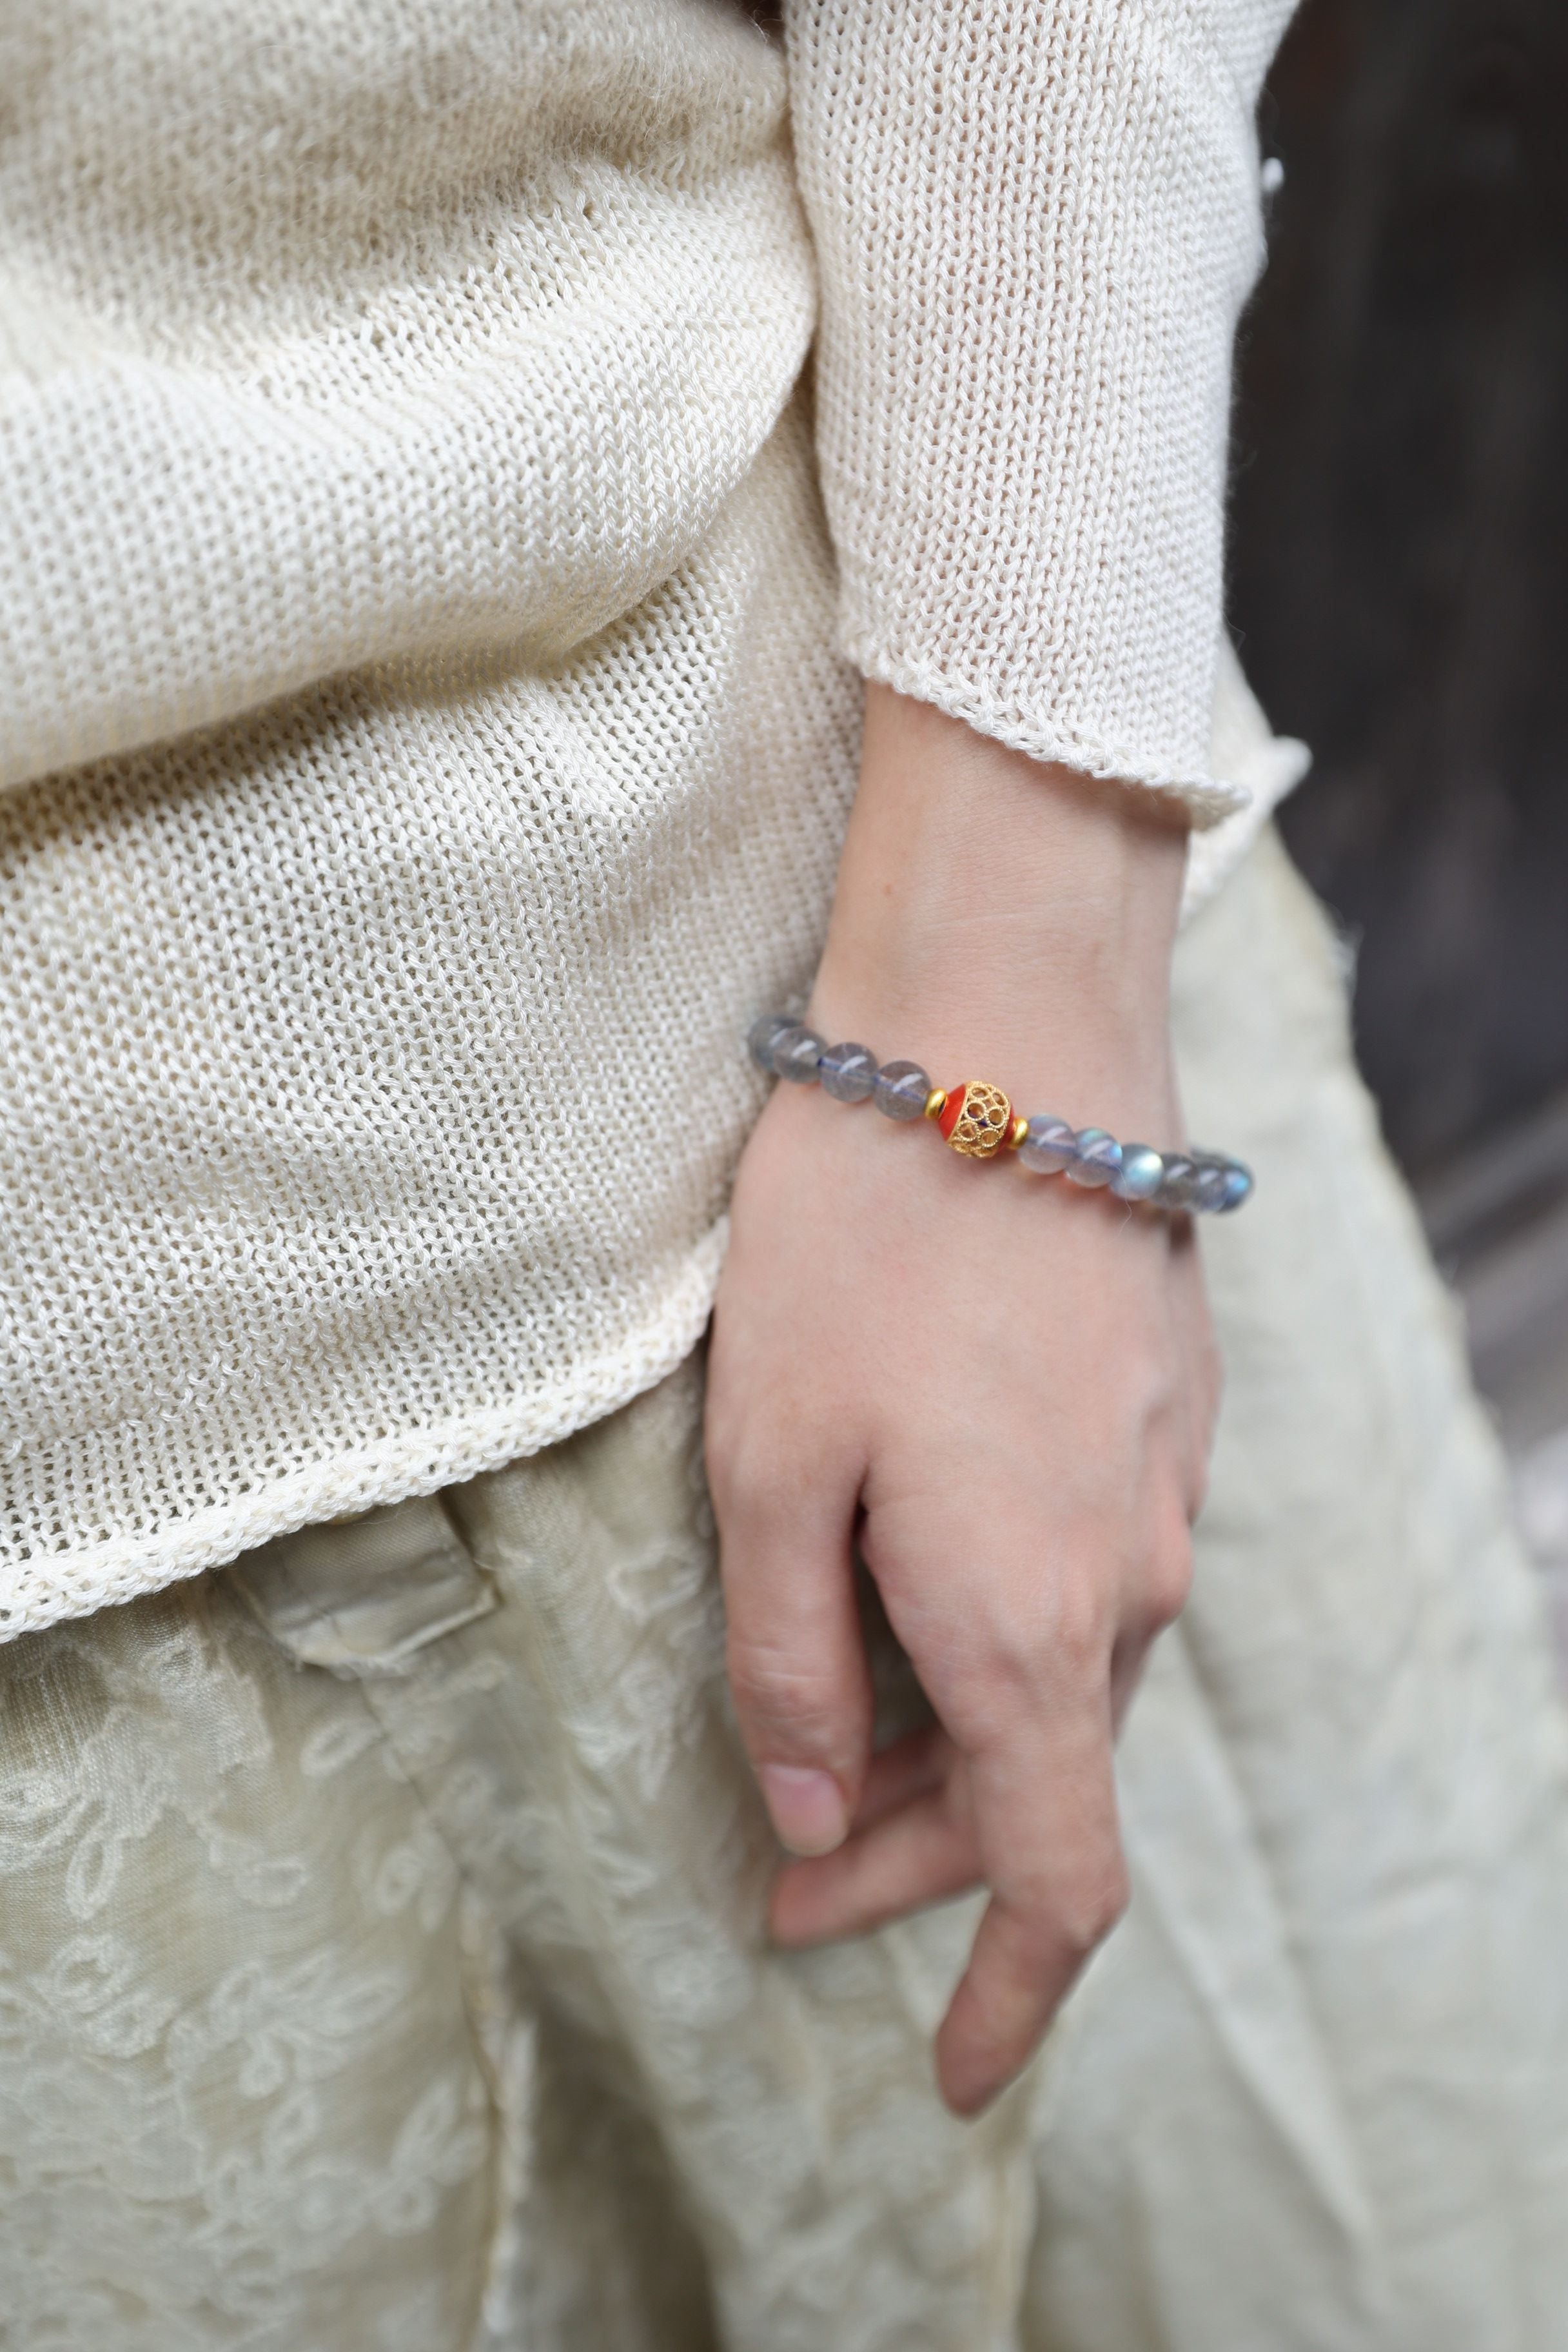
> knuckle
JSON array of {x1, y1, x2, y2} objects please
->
[
  {"x1": 1007, "y1": 1856, "x2": 1128, "y2": 1983},
  {"x1": 705, "y1": 1420, "x2": 777, "y2": 1524},
  {"x1": 1141, "y1": 1530, "x2": 1193, "y2": 1632},
  {"x1": 707, "y1": 1404, "x2": 845, "y2": 1538},
  {"x1": 970, "y1": 1625, "x2": 1047, "y2": 1718},
  {"x1": 725, "y1": 1634, "x2": 838, "y2": 1748},
  {"x1": 1044, "y1": 1573, "x2": 1110, "y2": 1678},
  {"x1": 953, "y1": 1575, "x2": 1110, "y2": 1741},
  {"x1": 1062, "y1": 1857, "x2": 1131, "y2": 1958}
]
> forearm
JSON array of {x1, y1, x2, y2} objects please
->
[{"x1": 812, "y1": 685, "x2": 1190, "y2": 1135}]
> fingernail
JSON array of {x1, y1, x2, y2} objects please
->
[{"x1": 760, "y1": 1765, "x2": 848, "y2": 1857}]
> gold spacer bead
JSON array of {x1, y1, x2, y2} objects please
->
[
  {"x1": 923, "y1": 1088, "x2": 948, "y2": 1121},
  {"x1": 1006, "y1": 1113, "x2": 1029, "y2": 1151}
]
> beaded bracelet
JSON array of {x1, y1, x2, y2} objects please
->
[{"x1": 748, "y1": 1014, "x2": 1253, "y2": 1215}]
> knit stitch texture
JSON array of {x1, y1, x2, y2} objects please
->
[{"x1": 0, "y1": 0, "x2": 1295, "y2": 1632}]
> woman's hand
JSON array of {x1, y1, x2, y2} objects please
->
[{"x1": 706, "y1": 685, "x2": 1220, "y2": 2117}]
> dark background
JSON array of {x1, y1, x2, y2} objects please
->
[{"x1": 1231, "y1": 0, "x2": 1568, "y2": 1183}]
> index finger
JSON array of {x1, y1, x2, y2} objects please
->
[{"x1": 936, "y1": 1686, "x2": 1127, "y2": 2117}]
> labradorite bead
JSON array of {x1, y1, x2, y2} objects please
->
[
  {"x1": 1064, "y1": 1128, "x2": 1123, "y2": 1188},
  {"x1": 772, "y1": 1024, "x2": 827, "y2": 1083},
  {"x1": 1190, "y1": 1160, "x2": 1234, "y2": 1213},
  {"x1": 1111, "y1": 1144, "x2": 1164, "y2": 1201},
  {"x1": 747, "y1": 1012, "x2": 794, "y2": 1072},
  {"x1": 1215, "y1": 1160, "x2": 1254, "y2": 1212},
  {"x1": 819, "y1": 1041, "x2": 878, "y2": 1102},
  {"x1": 1019, "y1": 1114, "x2": 1076, "y2": 1173},
  {"x1": 874, "y1": 1059, "x2": 932, "y2": 1121},
  {"x1": 1155, "y1": 1153, "x2": 1200, "y2": 1210}
]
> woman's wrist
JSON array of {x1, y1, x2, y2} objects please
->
[{"x1": 810, "y1": 687, "x2": 1190, "y2": 1131}]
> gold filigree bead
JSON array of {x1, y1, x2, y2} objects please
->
[{"x1": 937, "y1": 1079, "x2": 1014, "y2": 1159}]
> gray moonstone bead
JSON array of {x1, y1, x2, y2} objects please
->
[
  {"x1": 1018, "y1": 1114, "x2": 1076, "y2": 1173},
  {"x1": 874, "y1": 1059, "x2": 932, "y2": 1121},
  {"x1": 747, "y1": 1012, "x2": 795, "y2": 1072},
  {"x1": 1215, "y1": 1160, "x2": 1254, "y2": 1212},
  {"x1": 1155, "y1": 1153, "x2": 1200, "y2": 1210},
  {"x1": 1190, "y1": 1160, "x2": 1234, "y2": 1214},
  {"x1": 819, "y1": 1041, "x2": 878, "y2": 1102},
  {"x1": 1064, "y1": 1127, "x2": 1123, "y2": 1188},
  {"x1": 771, "y1": 1024, "x2": 827, "y2": 1083},
  {"x1": 1111, "y1": 1144, "x2": 1164, "y2": 1202}
]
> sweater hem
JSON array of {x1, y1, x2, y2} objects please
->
[
  {"x1": 1181, "y1": 734, "x2": 1311, "y2": 923},
  {"x1": 842, "y1": 636, "x2": 1253, "y2": 828},
  {"x1": 0, "y1": 1225, "x2": 729, "y2": 1645}
]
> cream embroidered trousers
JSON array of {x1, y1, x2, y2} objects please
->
[{"x1": 3, "y1": 828, "x2": 1567, "y2": 2352}]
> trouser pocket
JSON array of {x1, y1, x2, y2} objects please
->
[{"x1": 230, "y1": 1491, "x2": 497, "y2": 1676}]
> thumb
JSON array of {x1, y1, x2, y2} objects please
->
[{"x1": 712, "y1": 1458, "x2": 874, "y2": 1857}]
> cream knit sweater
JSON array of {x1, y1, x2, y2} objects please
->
[{"x1": 0, "y1": 0, "x2": 1300, "y2": 1635}]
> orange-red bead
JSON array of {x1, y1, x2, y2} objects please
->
[{"x1": 937, "y1": 1080, "x2": 1014, "y2": 1158}]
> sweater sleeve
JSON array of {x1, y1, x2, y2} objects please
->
[{"x1": 784, "y1": 0, "x2": 1298, "y2": 824}]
